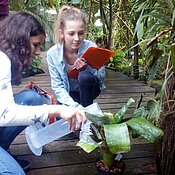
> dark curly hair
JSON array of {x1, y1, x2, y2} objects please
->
[{"x1": 0, "y1": 12, "x2": 45, "y2": 85}]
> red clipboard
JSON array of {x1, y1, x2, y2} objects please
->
[
  {"x1": 82, "y1": 46, "x2": 114, "y2": 70},
  {"x1": 29, "y1": 81, "x2": 55, "y2": 124},
  {"x1": 68, "y1": 47, "x2": 114, "y2": 79}
]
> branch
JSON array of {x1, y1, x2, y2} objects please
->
[
  {"x1": 114, "y1": 12, "x2": 133, "y2": 35},
  {"x1": 147, "y1": 27, "x2": 172, "y2": 47}
]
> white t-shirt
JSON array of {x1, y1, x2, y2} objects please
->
[{"x1": 0, "y1": 51, "x2": 49, "y2": 126}]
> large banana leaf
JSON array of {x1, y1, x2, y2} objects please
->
[
  {"x1": 104, "y1": 123, "x2": 131, "y2": 154},
  {"x1": 126, "y1": 117, "x2": 164, "y2": 143}
]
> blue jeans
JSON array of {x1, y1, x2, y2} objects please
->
[
  {"x1": 0, "y1": 147, "x2": 24, "y2": 175},
  {"x1": 70, "y1": 70, "x2": 101, "y2": 107},
  {"x1": 0, "y1": 90, "x2": 43, "y2": 174}
]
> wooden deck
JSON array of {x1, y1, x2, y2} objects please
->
[{"x1": 11, "y1": 57, "x2": 157, "y2": 175}]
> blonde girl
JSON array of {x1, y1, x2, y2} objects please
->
[{"x1": 47, "y1": 5, "x2": 106, "y2": 108}]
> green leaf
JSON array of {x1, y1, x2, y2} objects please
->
[
  {"x1": 158, "y1": 72, "x2": 173, "y2": 100},
  {"x1": 76, "y1": 134, "x2": 101, "y2": 153},
  {"x1": 171, "y1": 9, "x2": 175, "y2": 26},
  {"x1": 147, "y1": 99, "x2": 161, "y2": 123},
  {"x1": 114, "y1": 98, "x2": 135, "y2": 123},
  {"x1": 85, "y1": 112, "x2": 114, "y2": 126},
  {"x1": 173, "y1": 0, "x2": 175, "y2": 6},
  {"x1": 90, "y1": 123, "x2": 103, "y2": 141},
  {"x1": 126, "y1": 117, "x2": 164, "y2": 143},
  {"x1": 134, "y1": 106, "x2": 147, "y2": 118},
  {"x1": 137, "y1": 21, "x2": 144, "y2": 40},
  {"x1": 104, "y1": 123, "x2": 131, "y2": 154},
  {"x1": 71, "y1": 0, "x2": 81, "y2": 4}
]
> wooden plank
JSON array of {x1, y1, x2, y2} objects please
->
[
  {"x1": 26, "y1": 163, "x2": 97, "y2": 175},
  {"x1": 96, "y1": 97, "x2": 153, "y2": 103},
  {"x1": 99, "y1": 92, "x2": 155, "y2": 98},
  {"x1": 17, "y1": 146, "x2": 156, "y2": 175},
  {"x1": 10, "y1": 142, "x2": 155, "y2": 160},
  {"x1": 19, "y1": 150, "x2": 99, "y2": 169},
  {"x1": 26, "y1": 157, "x2": 157, "y2": 175}
]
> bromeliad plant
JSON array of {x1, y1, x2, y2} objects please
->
[{"x1": 77, "y1": 97, "x2": 164, "y2": 170}]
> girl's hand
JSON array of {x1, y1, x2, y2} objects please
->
[
  {"x1": 74, "y1": 58, "x2": 87, "y2": 71},
  {"x1": 49, "y1": 105, "x2": 86, "y2": 131}
]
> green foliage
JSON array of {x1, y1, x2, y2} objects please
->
[
  {"x1": 77, "y1": 97, "x2": 164, "y2": 167},
  {"x1": 23, "y1": 56, "x2": 44, "y2": 78},
  {"x1": 30, "y1": 56, "x2": 43, "y2": 71},
  {"x1": 132, "y1": 0, "x2": 175, "y2": 82},
  {"x1": 10, "y1": 0, "x2": 54, "y2": 43},
  {"x1": 109, "y1": 50, "x2": 132, "y2": 76},
  {"x1": 10, "y1": 0, "x2": 175, "y2": 82}
]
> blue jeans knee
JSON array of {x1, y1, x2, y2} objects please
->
[
  {"x1": 0, "y1": 147, "x2": 25, "y2": 175},
  {"x1": 14, "y1": 89, "x2": 43, "y2": 105},
  {"x1": 78, "y1": 70, "x2": 97, "y2": 85}
]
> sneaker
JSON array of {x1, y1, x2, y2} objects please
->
[{"x1": 11, "y1": 155, "x2": 31, "y2": 172}]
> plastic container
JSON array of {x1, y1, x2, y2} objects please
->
[{"x1": 25, "y1": 119, "x2": 72, "y2": 156}]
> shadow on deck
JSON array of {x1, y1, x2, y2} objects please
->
[{"x1": 11, "y1": 57, "x2": 157, "y2": 175}]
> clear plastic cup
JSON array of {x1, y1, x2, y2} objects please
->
[{"x1": 25, "y1": 119, "x2": 72, "y2": 156}]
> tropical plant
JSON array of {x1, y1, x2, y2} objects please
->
[
  {"x1": 132, "y1": 0, "x2": 175, "y2": 83},
  {"x1": 109, "y1": 50, "x2": 132, "y2": 76},
  {"x1": 77, "y1": 97, "x2": 164, "y2": 174},
  {"x1": 131, "y1": 1, "x2": 175, "y2": 174}
]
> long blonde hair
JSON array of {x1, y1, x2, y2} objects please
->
[{"x1": 54, "y1": 5, "x2": 86, "y2": 44}]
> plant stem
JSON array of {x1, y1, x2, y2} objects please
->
[{"x1": 100, "y1": 141, "x2": 116, "y2": 167}]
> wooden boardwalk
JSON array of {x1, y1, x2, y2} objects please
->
[{"x1": 11, "y1": 57, "x2": 157, "y2": 175}]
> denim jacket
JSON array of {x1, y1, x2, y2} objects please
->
[{"x1": 47, "y1": 39, "x2": 106, "y2": 107}]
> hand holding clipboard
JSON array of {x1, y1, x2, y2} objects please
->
[{"x1": 68, "y1": 47, "x2": 114, "y2": 79}]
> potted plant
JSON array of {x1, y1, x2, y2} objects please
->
[{"x1": 77, "y1": 97, "x2": 164, "y2": 175}]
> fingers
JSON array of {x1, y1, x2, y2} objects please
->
[
  {"x1": 80, "y1": 58, "x2": 87, "y2": 63},
  {"x1": 68, "y1": 117, "x2": 76, "y2": 131},
  {"x1": 68, "y1": 110, "x2": 86, "y2": 131},
  {"x1": 74, "y1": 58, "x2": 87, "y2": 70},
  {"x1": 58, "y1": 105, "x2": 87, "y2": 131},
  {"x1": 80, "y1": 110, "x2": 87, "y2": 124},
  {"x1": 75, "y1": 111, "x2": 83, "y2": 130}
]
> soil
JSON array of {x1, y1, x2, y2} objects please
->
[{"x1": 96, "y1": 158, "x2": 125, "y2": 175}]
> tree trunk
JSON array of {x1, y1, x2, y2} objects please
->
[
  {"x1": 106, "y1": 0, "x2": 112, "y2": 49},
  {"x1": 133, "y1": 33, "x2": 139, "y2": 79},
  {"x1": 160, "y1": 44, "x2": 175, "y2": 175},
  {"x1": 99, "y1": 0, "x2": 107, "y2": 48}
]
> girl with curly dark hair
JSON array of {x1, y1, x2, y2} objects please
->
[{"x1": 0, "y1": 12, "x2": 86, "y2": 175}]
